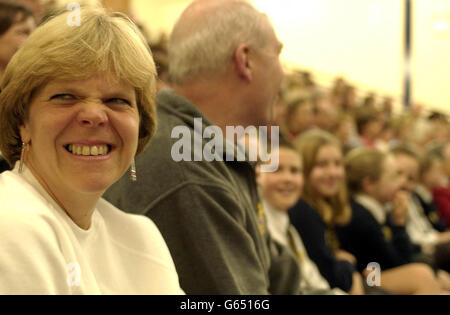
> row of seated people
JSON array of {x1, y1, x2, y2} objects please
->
[
  {"x1": 1, "y1": 0, "x2": 449, "y2": 295},
  {"x1": 258, "y1": 130, "x2": 450, "y2": 294}
]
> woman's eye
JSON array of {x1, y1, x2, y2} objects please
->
[
  {"x1": 50, "y1": 94, "x2": 75, "y2": 101},
  {"x1": 107, "y1": 98, "x2": 131, "y2": 105}
]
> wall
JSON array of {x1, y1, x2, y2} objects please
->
[
  {"x1": 253, "y1": 0, "x2": 405, "y2": 111},
  {"x1": 413, "y1": 0, "x2": 450, "y2": 114},
  {"x1": 132, "y1": 0, "x2": 187, "y2": 41},
  {"x1": 256, "y1": 0, "x2": 450, "y2": 114},
  {"x1": 57, "y1": 0, "x2": 450, "y2": 114}
]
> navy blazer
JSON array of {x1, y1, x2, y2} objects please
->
[
  {"x1": 289, "y1": 199, "x2": 355, "y2": 292},
  {"x1": 336, "y1": 199, "x2": 417, "y2": 272}
]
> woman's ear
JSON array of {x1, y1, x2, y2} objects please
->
[
  {"x1": 233, "y1": 44, "x2": 252, "y2": 82},
  {"x1": 19, "y1": 124, "x2": 31, "y2": 144}
]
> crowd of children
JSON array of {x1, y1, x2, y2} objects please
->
[{"x1": 256, "y1": 72, "x2": 450, "y2": 294}]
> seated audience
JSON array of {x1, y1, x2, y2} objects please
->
[
  {"x1": 415, "y1": 147, "x2": 448, "y2": 232},
  {"x1": 289, "y1": 129, "x2": 365, "y2": 294},
  {"x1": 257, "y1": 138, "x2": 346, "y2": 294},
  {"x1": 0, "y1": 7, "x2": 182, "y2": 294},
  {"x1": 391, "y1": 146, "x2": 450, "y2": 273},
  {"x1": 289, "y1": 129, "x2": 443, "y2": 294},
  {"x1": 341, "y1": 148, "x2": 416, "y2": 270},
  {"x1": 431, "y1": 141, "x2": 450, "y2": 226},
  {"x1": 342, "y1": 148, "x2": 448, "y2": 293},
  {"x1": 391, "y1": 146, "x2": 450, "y2": 253}
]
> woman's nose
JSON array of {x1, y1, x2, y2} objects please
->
[
  {"x1": 76, "y1": 101, "x2": 108, "y2": 127},
  {"x1": 330, "y1": 165, "x2": 343, "y2": 177}
]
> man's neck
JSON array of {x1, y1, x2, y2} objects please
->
[{"x1": 171, "y1": 79, "x2": 248, "y2": 134}]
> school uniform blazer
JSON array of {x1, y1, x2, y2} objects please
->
[
  {"x1": 289, "y1": 199, "x2": 355, "y2": 292},
  {"x1": 336, "y1": 198, "x2": 416, "y2": 272},
  {"x1": 413, "y1": 186, "x2": 447, "y2": 232}
]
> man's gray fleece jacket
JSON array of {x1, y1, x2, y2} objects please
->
[{"x1": 104, "y1": 89, "x2": 301, "y2": 294}]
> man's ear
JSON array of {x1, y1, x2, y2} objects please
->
[{"x1": 233, "y1": 44, "x2": 252, "y2": 82}]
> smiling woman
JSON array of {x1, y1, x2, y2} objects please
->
[{"x1": 0, "y1": 6, "x2": 183, "y2": 294}]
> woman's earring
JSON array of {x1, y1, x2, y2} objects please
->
[
  {"x1": 130, "y1": 158, "x2": 137, "y2": 182},
  {"x1": 19, "y1": 142, "x2": 29, "y2": 173}
]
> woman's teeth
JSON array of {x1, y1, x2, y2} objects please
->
[{"x1": 67, "y1": 144, "x2": 110, "y2": 156}]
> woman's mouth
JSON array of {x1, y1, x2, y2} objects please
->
[
  {"x1": 276, "y1": 187, "x2": 298, "y2": 196},
  {"x1": 65, "y1": 144, "x2": 111, "y2": 156}
]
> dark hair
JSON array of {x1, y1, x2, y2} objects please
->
[
  {"x1": 0, "y1": 1, "x2": 33, "y2": 36},
  {"x1": 354, "y1": 106, "x2": 380, "y2": 135}
]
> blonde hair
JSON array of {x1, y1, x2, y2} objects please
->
[
  {"x1": 168, "y1": 0, "x2": 270, "y2": 85},
  {"x1": 345, "y1": 148, "x2": 387, "y2": 194},
  {"x1": 294, "y1": 129, "x2": 351, "y2": 226},
  {"x1": 0, "y1": 6, "x2": 157, "y2": 166}
]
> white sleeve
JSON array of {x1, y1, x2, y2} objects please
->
[{"x1": 0, "y1": 210, "x2": 71, "y2": 294}]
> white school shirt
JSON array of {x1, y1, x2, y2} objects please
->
[
  {"x1": 354, "y1": 194, "x2": 387, "y2": 225},
  {"x1": 355, "y1": 193, "x2": 438, "y2": 247},
  {"x1": 0, "y1": 165, "x2": 184, "y2": 294},
  {"x1": 405, "y1": 194, "x2": 439, "y2": 247},
  {"x1": 262, "y1": 200, "x2": 346, "y2": 295}
]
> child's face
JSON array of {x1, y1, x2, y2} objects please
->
[
  {"x1": 422, "y1": 159, "x2": 445, "y2": 189},
  {"x1": 309, "y1": 144, "x2": 345, "y2": 198},
  {"x1": 371, "y1": 155, "x2": 403, "y2": 204},
  {"x1": 258, "y1": 147, "x2": 303, "y2": 212},
  {"x1": 394, "y1": 153, "x2": 419, "y2": 193},
  {"x1": 363, "y1": 120, "x2": 383, "y2": 141},
  {"x1": 335, "y1": 119, "x2": 354, "y2": 144},
  {"x1": 288, "y1": 103, "x2": 315, "y2": 134}
]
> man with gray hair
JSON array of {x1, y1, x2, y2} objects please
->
[{"x1": 105, "y1": 0, "x2": 300, "y2": 294}]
